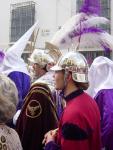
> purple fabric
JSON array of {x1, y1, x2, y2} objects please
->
[
  {"x1": 45, "y1": 141, "x2": 60, "y2": 150},
  {"x1": 52, "y1": 90, "x2": 64, "y2": 119},
  {"x1": 94, "y1": 89, "x2": 113, "y2": 149},
  {"x1": 8, "y1": 71, "x2": 30, "y2": 110},
  {"x1": 80, "y1": 0, "x2": 101, "y2": 15},
  {"x1": 0, "y1": 51, "x2": 5, "y2": 64},
  {"x1": 56, "y1": 91, "x2": 63, "y2": 118}
]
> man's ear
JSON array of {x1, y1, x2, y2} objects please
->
[{"x1": 67, "y1": 72, "x2": 72, "y2": 81}]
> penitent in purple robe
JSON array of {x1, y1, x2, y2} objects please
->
[
  {"x1": 8, "y1": 71, "x2": 30, "y2": 110},
  {"x1": 94, "y1": 89, "x2": 113, "y2": 150}
]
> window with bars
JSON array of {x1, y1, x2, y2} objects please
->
[{"x1": 10, "y1": 1, "x2": 35, "y2": 42}]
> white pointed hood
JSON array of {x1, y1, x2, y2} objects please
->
[{"x1": 1, "y1": 21, "x2": 39, "y2": 76}]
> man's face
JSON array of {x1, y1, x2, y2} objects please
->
[
  {"x1": 32, "y1": 63, "x2": 41, "y2": 77},
  {"x1": 54, "y1": 70, "x2": 65, "y2": 90}
]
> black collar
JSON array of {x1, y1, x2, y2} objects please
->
[{"x1": 60, "y1": 89, "x2": 83, "y2": 102}]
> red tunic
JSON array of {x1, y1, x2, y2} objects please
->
[{"x1": 45, "y1": 90, "x2": 101, "y2": 150}]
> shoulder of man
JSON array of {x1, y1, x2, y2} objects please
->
[{"x1": 23, "y1": 82, "x2": 55, "y2": 119}]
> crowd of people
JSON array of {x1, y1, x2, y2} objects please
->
[
  {"x1": 0, "y1": 0, "x2": 113, "y2": 148},
  {"x1": 0, "y1": 46, "x2": 113, "y2": 150}
]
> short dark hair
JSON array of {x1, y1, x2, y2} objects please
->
[{"x1": 74, "y1": 81, "x2": 89, "y2": 90}]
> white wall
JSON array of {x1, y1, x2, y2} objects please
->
[
  {"x1": 0, "y1": 0, "x2": 10, "y2": 50},
  {"x1": 35, "y1": 0, "x2": 72, "y2": 49},
  {"x1": 57, "y1": 0, "x2": 71, "y2": 27},
  {"x1": 35, "y1": 0, "x2": 57, "y2": 48},
  {"x1": 71, "y1": 0, "x2": 77, "y2": 15}
]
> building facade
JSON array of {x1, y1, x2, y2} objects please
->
[{"x1": 0, "y1": 0, "x2": 113, "y2": 61}]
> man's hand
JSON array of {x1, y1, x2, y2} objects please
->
[{"x1": 42, "y1": 128, "x2": 58, "y2": 145}]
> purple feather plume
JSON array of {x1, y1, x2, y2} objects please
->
[
  {"x1": 67, "y1": 26, "x2": 103, "y2": 39},
  {"x1": 80, "y1": 0, "x2": 101, "y2": 15},
  {"x1": 61, "y1": 26, "x2": 111, "y2": 52}
]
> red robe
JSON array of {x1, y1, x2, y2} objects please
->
[{"x1": 16, "y1": 83, "x2": 58, "y2": 150}]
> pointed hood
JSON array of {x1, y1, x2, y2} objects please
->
[{"x1": 1, "y1": 21, "x2": 39, "y2": 76}]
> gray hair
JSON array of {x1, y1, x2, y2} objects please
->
[{"x1": 0, "y1": 74, "x2": 18, "y2": 123}]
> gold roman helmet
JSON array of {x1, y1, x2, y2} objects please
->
[
  {"x1": 51, "y1": 51, "x2": 88, "y2": 83},
  {"x1": 28, "y1": 49, "x2": 54, "y2": 68}
]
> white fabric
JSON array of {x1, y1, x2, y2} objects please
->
[
  {"x1": 0, "y1": 125, "x2": 23, "y2": 150},
  {"x1": 1, "y1": 21, "x2": 39, "y2": 76},
  {"x1": 1, "y1": 56, "x2": 29, "y2": 76},
  {"x1": 13, "y1": 110, "x2": 21, "y2": 125},
  {"x1": 34, "y1": 71, "x2": 55, "y2": 92},
  {"x1": 87, "y1": 56, "x2": 113, "y2": 98}
]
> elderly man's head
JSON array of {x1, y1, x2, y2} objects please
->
[
  {"x1": 28, "y1": 49, "x2": 54, "y2": 78},
  {"x1": 0, "y1": 74, "x2": 18, "y2": 123}
]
